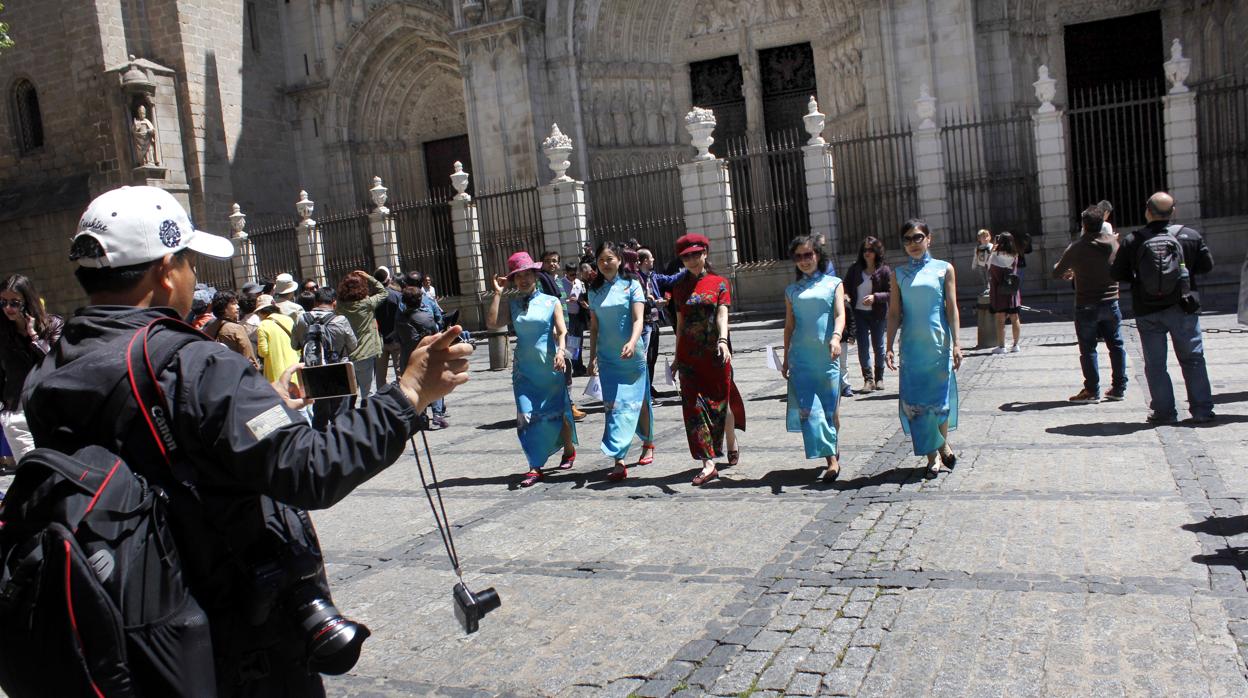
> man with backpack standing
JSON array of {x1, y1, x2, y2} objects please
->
[
  {"x1": 292, "y1": 286, "x2": 358, "y2": 429},
  {"x1": 7, "y1": 186, "x2": 472, "y2": 697},
  {"x1": 1111, "y1": 192, "x2": 1215, "y2": 424}
]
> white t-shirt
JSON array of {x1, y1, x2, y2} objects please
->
[{"x1": 855, "y1": 272, "x2": 873, "y2": 311}]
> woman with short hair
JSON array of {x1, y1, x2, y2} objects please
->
[
  {"x1": 989, "y1": 231, "x2": 1024, "y2": 354},
  {"x1": 335, "y1": 270, "x2": 389, "y2": 401}
]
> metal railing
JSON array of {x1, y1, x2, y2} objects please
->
[
  {"x1": 318, "y1": 207, "x2": 374, "y2": 289},
  {"x1": 248, "y1": 219, "x2": 301, "y2": 283},
  {"x1": 477, "y1": 179, "x2": 544, "y2": 278},
  {"x1": 1196, "y1": 76, "x2": 1248, "y2": 218},
  {"x1": 828, "y1": 122, "x2": 918, "y2": 255},
  {"x1": 941, "y1": 108, "x2": 1040, "y2": 244},
  {"x1": 195, "y1": 253, "x2": 234, "y2": 292},
  {"x1": 393, "y1": 190, "x2": 460, "y2": 297},
  {"x1": 586, "y1": 156, "x2": 687, "y2": 267},
  {"x1": 1067, "y1": 79, "x2": 1167, "y2": 229},
  {"x1": 722, "y1": 129, "x2": 809, "y2": 264}
]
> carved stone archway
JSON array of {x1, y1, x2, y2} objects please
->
[{"x1": 323, "y1": 2, "x2": 466, "y2": 206}]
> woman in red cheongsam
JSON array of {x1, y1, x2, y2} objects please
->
[{"x1": 671, "y1": 233, "x2": 746, "y2": 486}]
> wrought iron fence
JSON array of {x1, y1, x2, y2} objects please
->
[
  {"x1": 476, "y1": 179, "x2": 544, "y2": 278},
  {"x1": 1196, "y1": 76, "x2": 1248, "y2": 218},
  {"x1": 1067, "y1": 79, "x2": 1167, "y2": 229},
  {"x1": 586, "y1": 157, "x2": 687, "y2": 268},
  {"x1": 722, "y1": 129, "x2": 809, "y2": 264},
  {"x1": 195, "y1": 252, "x2": 234, "y2": 292},
  {"x1": 393, "y1": 189, "x2": 459, "y2": 297},
  {"x1": 248, "y1": 219, "x2": 301, "y2": 283},
  {"x1": 317, "y1": 207, "x2": 374, "y2": 289},
  {"x1": 828, "y1": 122, "x2": 918, "y2": 255},
  {"x1": 941, "y1": 108, "x2": 1040, "y2": 244}
]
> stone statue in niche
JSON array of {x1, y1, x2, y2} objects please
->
[
  {"x1": 592, "y1": 90, "x2": 613, "y2": 147},
  {"x1": 643, "y1": 87, "x2": 661, "y2": 145},
  {"x1": 660, "y1": 88, "x2": 677, "y2": 143},
  {"x1": 132, "y1": 103, "x2": 159, "y2": 167},
  {"x1": 628, "y1": 88, "x2": 645, "y2": 146},
  {"x1": 612, "y1": 88, "x2": 631, "y2": 147}
]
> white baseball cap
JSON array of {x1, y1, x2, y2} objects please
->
[{"x1": 71, "y1": 186, "x2": 234, "y2": 268}]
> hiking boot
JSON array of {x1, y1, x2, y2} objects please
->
[
  {"x1": 1103, "y1": 387, "x2": 1125, "y2": 401},
  {"x1": 1146, "y1": 411, "x2": 1177, "y2": 424},
  {"x1": 1068, "y1": 389, "x2": 1099, "y2": 403}
]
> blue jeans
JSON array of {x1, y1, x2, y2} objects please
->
[
  {"x1": 1135, "y1": 304, "x2": 1214, "y2": 419},
  {"x1": 853, "y1": 309, "x2": 886, "y2": 381},
  {"x1": 1073, "y1": 300, "x2": 1127, "y2": 394}
]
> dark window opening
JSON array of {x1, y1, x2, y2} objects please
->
[
  {"x1": 423, "y1": 135, "x2": 472, "y2": 198},
  {"x1": 11, "y1": 79, "x2": 44, "y2": 155},
  {"x1": 690, "y1": 55, "x2": 746, "y2": 157},
  {"x1": 759, "y1": 42, "x2": 816, "y2": 134}
]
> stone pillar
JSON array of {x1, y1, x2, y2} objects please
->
[
  {"x1": 367, "y1": 176, "x2": 400, "y2": 272},
  {"x1": 1163, "y1": 39, "x2": 1202, "y2": 219},
  {"x1": 537, "y1": 124, "x2": 590, "y2": 262},
  {"x1": 449, "y1": 163, "x2": 487, "y2": 295},
  {"x1": 227, "y1": 203, "x2": 257, "y2": 289},
  {"x1": 911, "y1": 85, "x2": 950, "y2": 254},
  {"x1": 679, "y1": 108, "x2": 738, "y2": 269},
  {"x1": 801, "y1": 97, "x2": 840, "y2": 252},
  {"x1": 295, "y1": 190, "x2": 326, "y2": 286},
  {"x1": 1031, "y1": 66, "x2": 1072, "y2": 246}
]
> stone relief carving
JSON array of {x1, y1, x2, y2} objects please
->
[
  {"x1": 1054, "y1": 0, "x2": 1162, "y2": 25},
  {"x1": 690, "y1": 0, "x2": 804, "y2": 37},
  {"x1": 643, "y1": 87, "x2": 661, "y2": 145},
  {"x1": 584, "y1": 79, "x2": 681, "y2": 148},
  {"x1": 660, "y1": 87, "x2": 677, "y2": 143},
  {"x1": 132, "y1": 104, "x2": 160, "y2": 167},
  {"x1": 612, "y1": 89, "x2": 631, "y2": 147},
  {"x1": 628, "y1": 88, "x2": 645, "y2": 145},
  {"x1": 595, "y1": 89, "x2": 615, "y2": 148}
]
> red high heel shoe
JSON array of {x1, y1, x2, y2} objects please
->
[
  {"x1": 520, "y1": 470, "x2": 543, "y2": 487},
  {"x1": 638, "y1": 444, "x2": 655, "y2": 466},
  {"x1": 692, "y1": 467, "x2": 718, "y2": 486},
  {"x1": 607, "y1": 464, "x2": 628, "y2": 481},
  {"x1": 558, "y1": 450, "x2": 576, "y2": 470}
]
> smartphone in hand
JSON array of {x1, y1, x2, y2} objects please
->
[{"x1": 298, "y1": 362, "x2": 358, "y2": 399}]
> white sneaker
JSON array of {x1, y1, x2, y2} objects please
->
[
  {"x1": 992, "y1": 346, "x2": 1006, "y2": 355},
  {"x1": 1009, "y1": 345, "x2": 1020, "y2": 353}
]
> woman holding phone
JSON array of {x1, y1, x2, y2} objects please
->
[
  {"x1": 486, "y1": 252, "x2": 577, "y2": 488},
  {"x1": 587, "y1": 240, "x2": 653, "y2": 482},
  {"x1": 671, "y1": 234, "x2": 745, "y2": 486}
]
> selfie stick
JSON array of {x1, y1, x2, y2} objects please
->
[{"x1": 409, "y1": 429, "x2": 463, "y2": 582}]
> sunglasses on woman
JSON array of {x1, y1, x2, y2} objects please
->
[
  {"x1": 902, "y1": 233, "x2": 927, "y2": 245},
  {"x1": 792, "y1": 251, "x2": 816, "y2": 262},
  {"x1": 0, "y1": 299, "x2": 24, "y2": 309}
]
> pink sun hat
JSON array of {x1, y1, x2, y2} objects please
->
[{"x1": 505, "y1": 251, "x2": 543, "y2": 277}]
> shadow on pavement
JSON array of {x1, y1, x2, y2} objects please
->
[
  {"x1": 1183, "y1": 515, "x2": 1248, "y2": 536},
  {"x1": 1046, "y1": 421, "x2": 1158, "y2": 437},
  {"x1": 1039, "y1": 341, "x2": 1079, "y2": 347},
  {"x1": 1214, "y1": 391, "x2": 1248, "y2": 405},
  {"x1": 749, "y1": 392, "x2": 787, "y2": 402},
  {"x1": 1000, "y1": 400, "x2": 1085, "y2": 412}
]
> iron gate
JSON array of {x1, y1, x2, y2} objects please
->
[
  {"x1": 1196, "y1": 76, "x2": 1248, "y2": 218},
  {"x1": 248, "y1": 220, "x2": 301, "y2": 283},
  {"x1": 828, "y1": 123, "x2": 918, "y2": 255},
  {"x1": 586, "y1": 158, "x2": 687, "y2": 267},
  {"x1": 722, "y1": 129, "x2": 809, "y2": 263},
  {"x1": 393, "y1": 191, "x2": 459, "y2": 297},
  {"x1": 941, "y1": 108, "x2": 1040, "y2": 244},
  {"x1": 476, "y1": 180, "x2": 544, "y2": 278},
  {"x1": 318, "y1": 208, "x2": 374, "y2": 289}
]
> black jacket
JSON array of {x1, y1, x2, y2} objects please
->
[
  {"x1": 843, "y1": 262, "x2": 892, "y2": 320},
  {"x1": 21, "y1": 305, "x2": 420, "y2": 692},
  {"x1": 0, "y1": 314, "x2": 63, "y2": 411},
  {"x1": 395, "y1": 303, "x2": 438, "y2": 372},
  {"x1": 1111, "y1": 221, "x2": 1214, "y2": 316}
]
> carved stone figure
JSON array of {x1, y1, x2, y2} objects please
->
[
  {"x1": 132, "y1": 104, "x2": 159, "y2": 167},
  {"x1": 659, "y1": 88, "x2": 677, "y2": 143},
  {"x1": 612, "y1": 89, "x2": 630, "y2": 147},
  {"x1": 643, "y1": 87, "x2": 661, "y2": 145},
  {"x1": 596, "y1": 89, "x2": 615, "y2": 147},
  {"x1": 628, "y1": 88, "x2": 645, "y2": 146},
  {"x1": 692, "y1": 0, "x2": 737, "y2": 37}
]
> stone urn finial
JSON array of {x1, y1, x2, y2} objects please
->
[
  {"x1": 369, "y1": 176, "x2": 389, "y2": 212},
  {"x1": 914, "y1": 84, "x2": 937, "y2": 130},
  {"x1": 1034, "y1": 65, "x2": 1057, "y2": 114},
  {"x1": 1164, "y1": 39, "x2": 1191, "y2": 94},
  {"x1": 685, "y1": 107, "x2": 717, "y2": 161},
  {"x1": 542, "y1": 123, "x2": 575, "y2": 183},
  {"x1": 803, "y1": 96, "x2": 826, "y2": 146},
  {"x1": 229, "y1": 203, "x2": 247, "y2": 240},
  {"x1": 450, "y1": 162, "x2": 471, "y2": 201},
  {"x1": 296, "y1": 190, "x2": 315, "y2": 222}
]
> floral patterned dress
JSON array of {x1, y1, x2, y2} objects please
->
[
  {"x1": 896, "y1": 253, "x2": 959, "y2": 455},
  {"x1": 673, "y1": 272, "x2": 746, "y2": 460},
  {"x1": 785, "y1": 271, "x2": 842, "y2": 459}
]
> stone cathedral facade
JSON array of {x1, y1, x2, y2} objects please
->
[{"x1": 0, "y1": 0, "x2": 1244, "y2": 311}]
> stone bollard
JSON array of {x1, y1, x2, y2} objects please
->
[
  {"x1": 488, "y1": 333, "x2": 511, "y2": 371},
  {"x1": 976, "y1": 290, "x2": 996, "y2": 348}
]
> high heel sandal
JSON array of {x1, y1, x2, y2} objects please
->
[
  {"x1": 520, "y1": 470, "x2": 543, "y2": 488},
  {"x1": 940, "y1": 449, "x2": 957, "y2": 469},
  {"x1": 638, "y1": 444, "x2": 655, "y2": 466},
  {"x1": 726, "y1": 449, "x2": 740, "y2": 467},
  {"x1": 820, "y1": 463, "x2": 840, "y2": 482},
  {"x1": 692, "y1": 467, "x2": 719, "y2": 486},
  {"x1": 558, "y1": 450, "x2": 576, "y2": 470},
  {"x1": 606, "y1": 464, "x2": 628, "y2": 482},
  {"x1": 925, "y1": 458, "x2": 940, "y2": 478}
]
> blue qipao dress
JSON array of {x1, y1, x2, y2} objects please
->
[
  {"x1": 510, "y1": 290, "x2": 576, "y2": 469},
  {"x1": 785, "y1": 271, "x2": 843, "y2": 459},
  {"x1": 895, "y1": 253, "x2": 959, "y2": 455},
  {"x1": 588, "y1": 275, "x2": 653, "y2": 459}
]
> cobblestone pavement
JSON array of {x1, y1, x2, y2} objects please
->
[
  {"x1": 7, "y1": 312, "x2": 1245, "y2": 697},
  {"x1": 308, "y1": 310, "x2": 1248, "y2": 697}
]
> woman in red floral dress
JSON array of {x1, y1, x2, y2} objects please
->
[{"x1": 671, "y1": 234, "x2": 746, "y2": 486}]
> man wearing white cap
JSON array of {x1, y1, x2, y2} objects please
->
[
  {"x1": 19, "y1": 186, "x2": 473, "y2": 696},
  {"x1": 272, "y1": 272, "x2": 303, "y2": 320}
]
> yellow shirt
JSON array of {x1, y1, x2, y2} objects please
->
[{"x1": 256, "y1": 313, "x2": 300, "y2": 383}]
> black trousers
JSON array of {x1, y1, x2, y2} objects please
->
[{"x1": 645, "y1": 322, "x2": 661, "y2": 396}]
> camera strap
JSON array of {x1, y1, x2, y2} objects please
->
[{"x1": 409, "y1": 428, "x2": 463, "y2": 581}]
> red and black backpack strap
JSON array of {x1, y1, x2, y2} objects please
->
[{"x1": 123, "y1": 317, "x2": 208, "y2": 485}]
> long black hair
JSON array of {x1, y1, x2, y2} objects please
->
[
  {"x1": 994, "y1": 231, "x2": 1019, "y2": 256},
  {"x1": 900, "y1": 218, "x2": 930, "y2": 240},
  {"x1": 0, "y1": 274, "x2": 53, "y2": 348},
  {"x1": 589, "y1": 240, "x2": 638, "y2": 291},
  {"x1": 856, "y1": 236, "x2": 886, "y2": 270},
  {"x1": 788, "y1": 235, "x2": 828, "y2": 281}
]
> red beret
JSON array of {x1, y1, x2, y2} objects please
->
[{"x1": 675, "y1": 233, "x2": 710, "y2": 255}]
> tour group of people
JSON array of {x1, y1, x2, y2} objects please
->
[{"x1": 486, "y1": 221, "x2": 961, "y2": 488}]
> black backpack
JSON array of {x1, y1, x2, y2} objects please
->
[
  {"x1": 0, "y1": 319, "x2": 216, "y2": 697},
  {"x1": 1134, "y1": 225, "x2": 1185, "y2": 301},
  {"x1": 301, "y1": 312, "x2": 341, "y2": 366}
]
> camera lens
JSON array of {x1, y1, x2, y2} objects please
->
[
  {"x1": 474, "y1": 587, "x2": 501, "y2": 617},
  {"x1": 290, "y1": 591, "x2": 371, "y2": 675}
]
